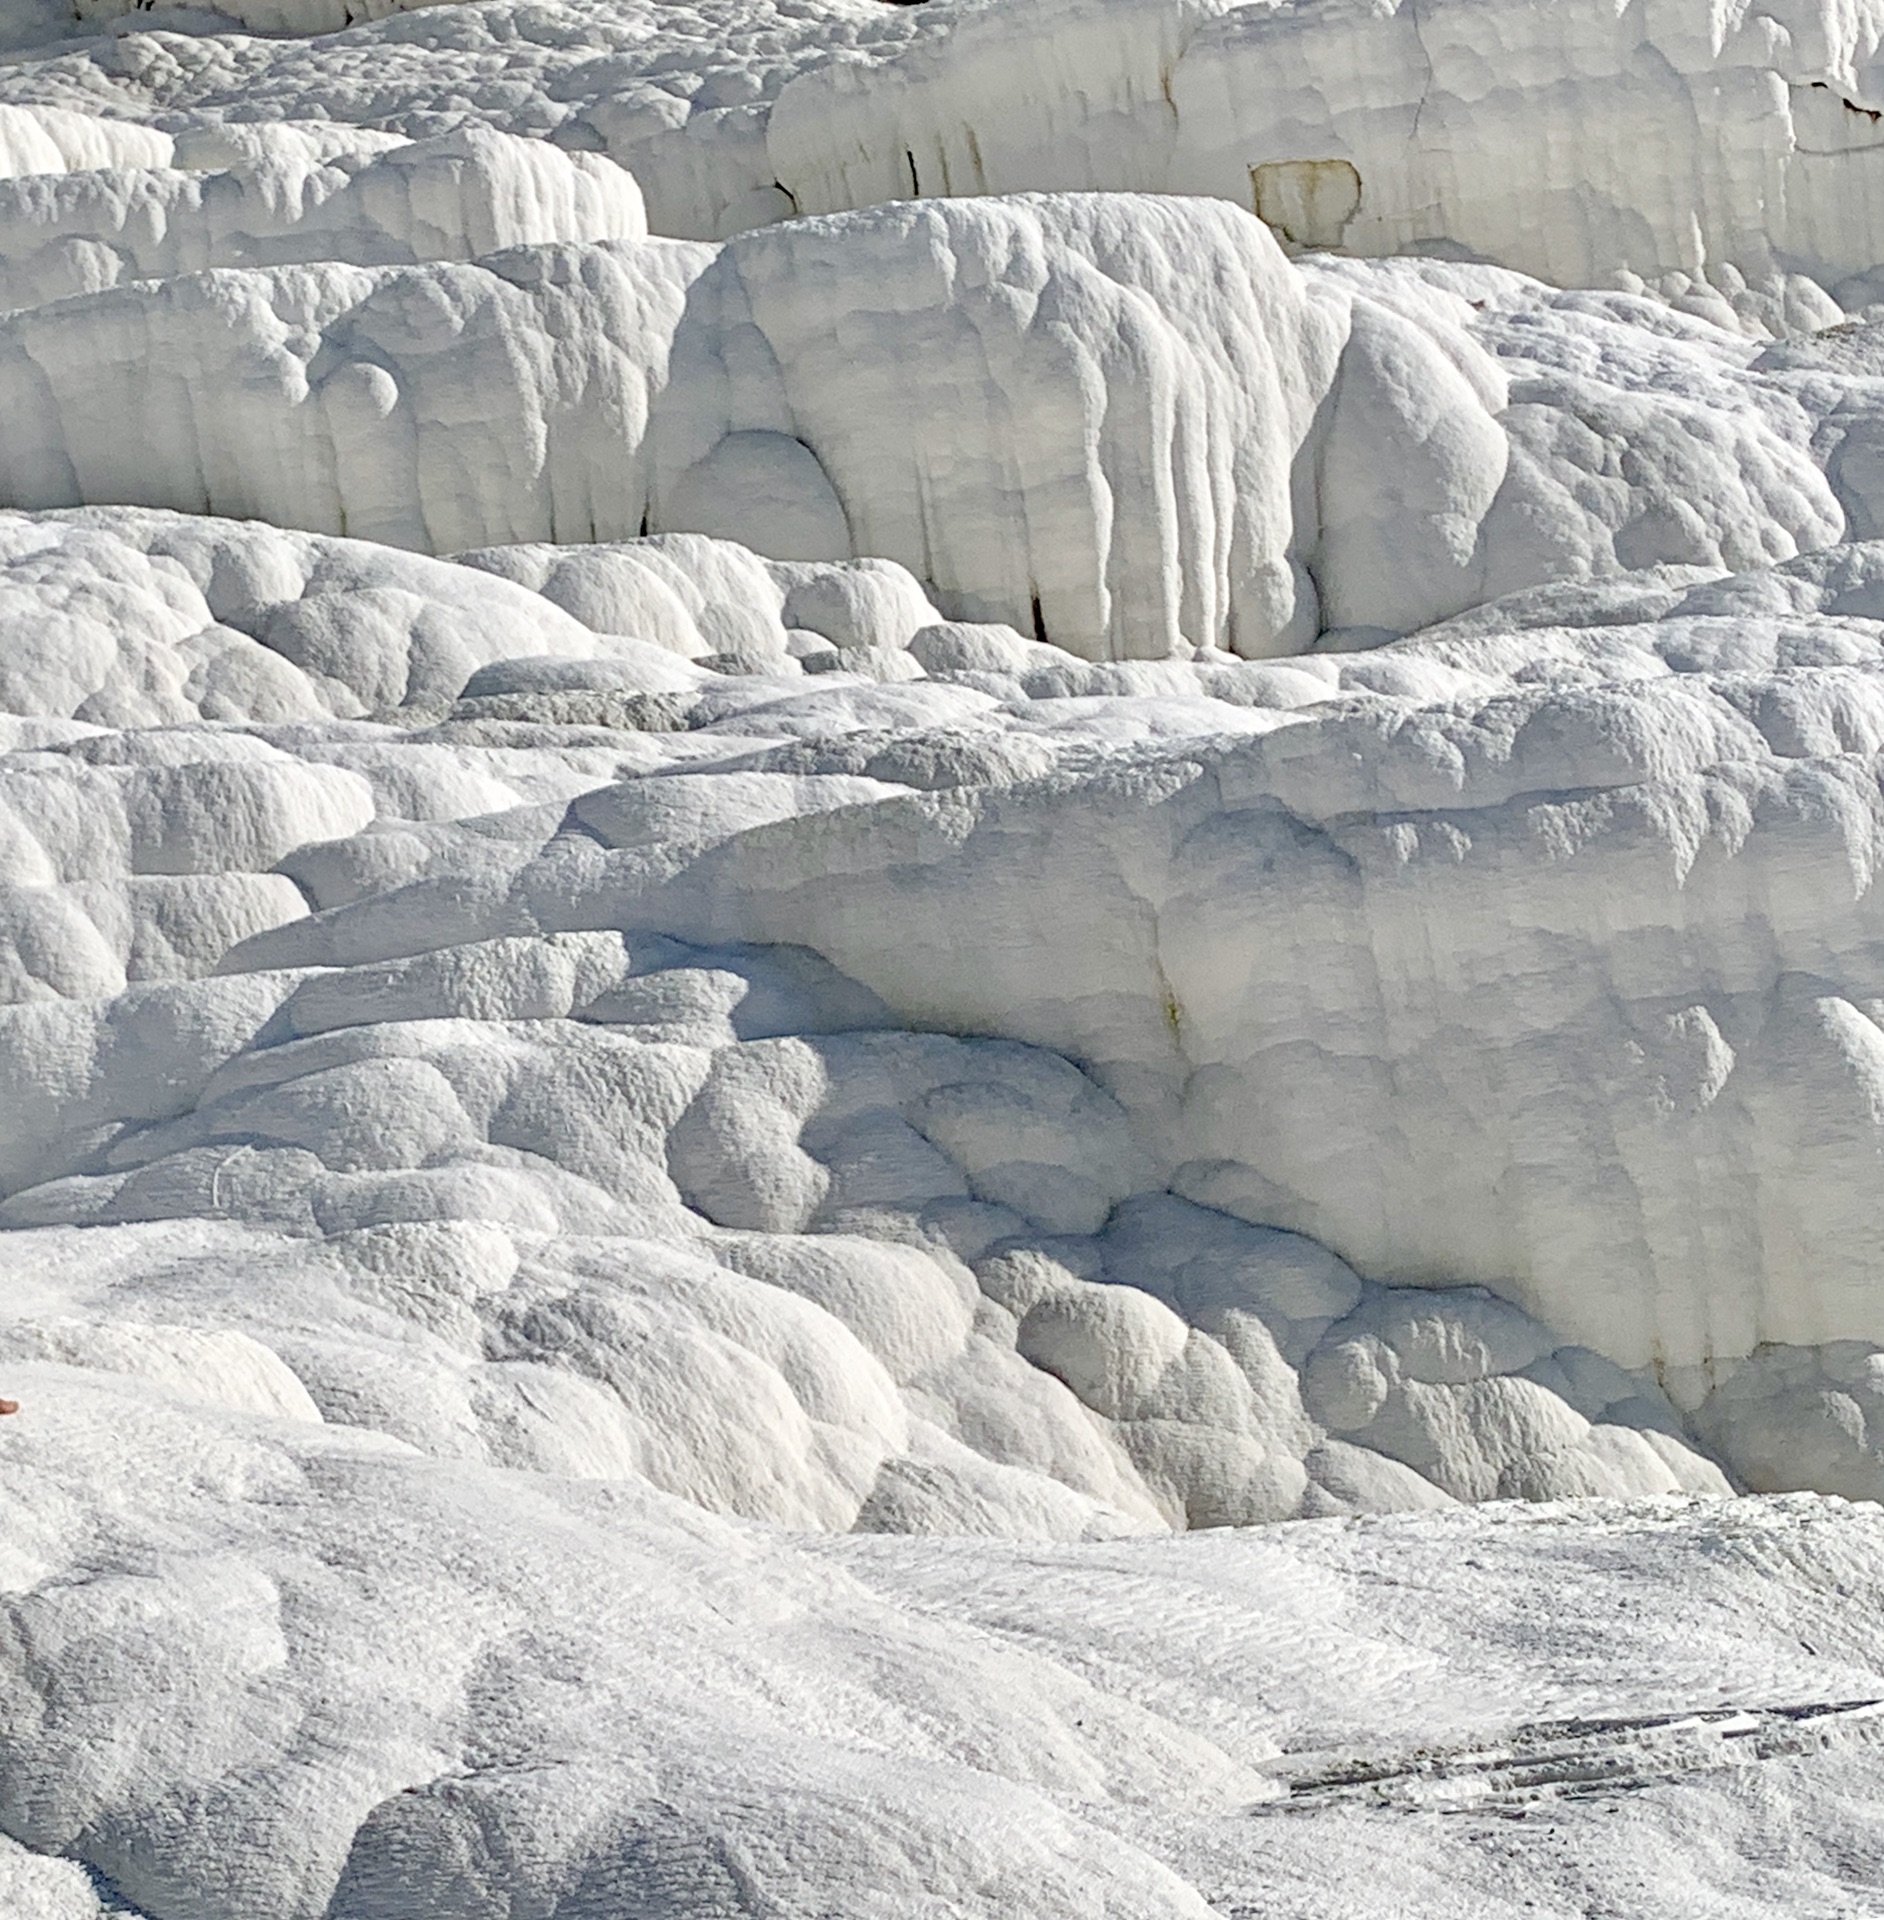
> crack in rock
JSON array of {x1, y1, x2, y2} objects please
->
[{"x1": 1260, "y1": 1698, "x2": 1884, "y2": 1812}]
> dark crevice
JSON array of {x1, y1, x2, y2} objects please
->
[{"x1": 1809, "y1": 79, "x2": 1884, "y2": 124}]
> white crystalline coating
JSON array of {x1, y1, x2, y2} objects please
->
[
  {"x1": 0, "y1": 127, "x2": 647, "y2": 310},
  {"x1": 71, "y1": 0, "x2": 429, "y2": 32},
  {"x1": 1312, "y1": 291, "x2": 1510, "y2": 633},
  {"x1": 0, "y1": 485, "x2": 1752, "y2": 1547},
  {"x1": 0, "y1": 103, "x2": 171, "y2": 178},
  {"x1": 10, "y1": 481, "x2": 1884, "y2": 1419},
  {"x1": 0, "y1": 0, "x2": 909, "y2": 241},
  {"x1": 9, "y1": 0, "x2": 1884, "y2": 1910},
  {"x1": 613, "y1": 616, "x2": 1884, "y2": 1376},
  {"x1": 10, "y1": 483, "x2": 1884, "y2": 1409},
  {"x1": 0, "y1": 506, "x2": 662, "y2": 721},
  {"x1": 0, "y1": 1317, "x2": 323, "y2": 1418},
  {"x1": 0, "y1": 238, "x2": 715, "y2": 554},
  {"x1": 656, "y1": 193, "x2": 1347, "y2": 656},
  {"x1": 166, "y1": 120, "x2": 414, "y2": 174},
  {"x1": 663, "y1": 427, "x2": 853, "y2": 560},
  {"x1": 763, "y1": 0, "x2": 1884, "y2": 299},
  {"x1": 0, "y1": 194, "x2": 1850, "y2": 657},
  {"x1": 0, "y1": 1836, "x2": 106, "y2": 1920},
  {"x1": 20, "y1": 0, "x2": 1884, "y2": 306},
  {"x1": 455, "y1": 534, "x2": 942, "y2": 660},
  {"x1": 0, "y1": 501, "x2": 1789, "y2": 1532},
  {"x1": 0, "y1": 1387, "x2": 1878, "y2": 1916}
]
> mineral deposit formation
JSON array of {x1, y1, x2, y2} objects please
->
[{"x1": 5, "y1": 0, "x2": 1884, "y2": 1913}]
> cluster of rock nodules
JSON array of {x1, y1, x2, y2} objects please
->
[
  {"x1": 6, "y1": 497, "x2": 1884, "y2": 1526},
  {"x1": 0, "y1": 932, "x2": 1727, "y2": 1536},
  {"x1": 0, "y1": 101, "x2": 1864, "y2": 663}
]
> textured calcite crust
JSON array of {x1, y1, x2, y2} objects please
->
[{"x1": 0, "y1": 0, "x2": 1883, "y2": 1911}]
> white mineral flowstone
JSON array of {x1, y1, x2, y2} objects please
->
[
  {"x1": 6, "y1": 500, "x2": 1884, "y2": 1462},
  {"x1": 6, "y1": 0, "x2": 1884, "y2": 316},
  {"x1": 0, "y1": 492, "x2": 1843, "y2": 1526},
  {"x1": 3, "y1": 0, "x2": 1884, "y2": 1911},
  {"x1": 0, "y1": 497, "x2": 1762, "y2": 1543},
  {"x1": 0, "y1": 126, "x2": 646, "y2": 310},
  {"x1": 601, "y1": 586, "x2": 1884, "y2": 1381},
  {"x1": 0, "y1": 237, "x2": 717, "y2": 555},
  {"x1": 44, "y1": 495, "x2": 1866, "y2": 1398},
  {"x1": 0, "y1": 103, "x2": 171, "y2": 179},
  {"x1": 0, "y1": 4, "x2": 904, "y2": 241},
  {"x1": 763, "y1": 0, "x2": 1884, "y2": 299},
  {"x1": 25, "y1": 510, "x2": 1881, "y2": 1422},
  {"x1": 0, "y1": 198, "x2": 1852, "y2": 658}
]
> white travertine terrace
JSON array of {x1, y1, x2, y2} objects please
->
[{"x1": 0, "y1": 0, "x2": 1883, "y2": 1912}]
